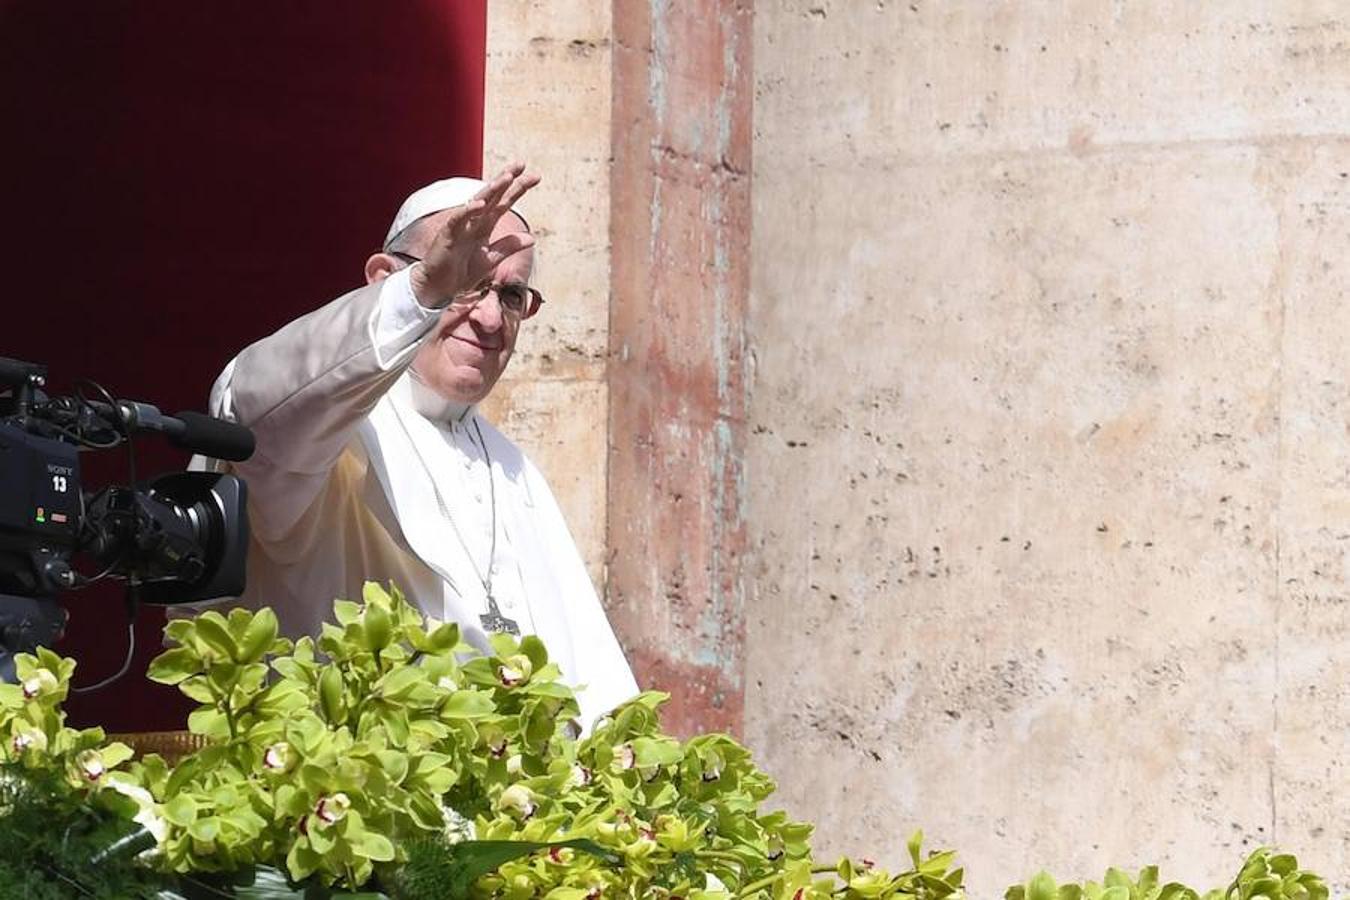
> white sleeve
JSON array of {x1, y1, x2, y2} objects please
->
[
  {"x1": 371, "y1": 266, "x2": 442, "y2": 367},
  {"x1": 205, "y1": 268, "x2": 441, "y2": 542}
]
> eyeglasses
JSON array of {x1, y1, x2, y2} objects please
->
[{"x1": 389, "y1": 251, "x2": 544, "y2": 319}]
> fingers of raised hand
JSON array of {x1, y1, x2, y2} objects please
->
[
  {"x1": 441, "y1": 198, "x2": 486, "y2": 239},
  {"x1": 497, "y1": 171, "x2": 540, "y2": 217},
  {"x1": 471, "y1": 163, "x2": 522, "y2": 210},
  {"x1": 464, "y1": 164, "x2": 537, "y2": 235},
  {"x1": 485, "y1": 230, "x2": 535, "y2": 265}
]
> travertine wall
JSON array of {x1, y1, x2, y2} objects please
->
[
  {"x1": 484, "y1": 1, "x2": 1349, "y2": 894},
  {"x1": 605, "y1": 0, "x2": 754, "y2": 737},
  {"x1": 480, "y1": 1, "x2": 612, "y2": 586},
  {"x1": 484, "y1": 2, "x2": 755, "y2": 742},
  {"x1": 745, "y1": 3, "x2": 1349, "y2": 897}
]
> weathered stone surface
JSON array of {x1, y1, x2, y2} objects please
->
[
  {"x1": 757, "y1": 2, "x2": 1350, "y2": 160},
  {"x1": 1269, "y1": 144, "x2": 1350, "y2": 870},
  {"x1": 747, "y1": 144, "x2": 1290, "y2": 894},
  {"x1": 747, "y1": 3, "x2": 1350, "y2": 895},
  {"x1": 607, "y1": 0, "x2": 755, "y2": 737},
  {"x1": 482, "y1": 2, "x2": 612, "y2": 578},
  {"x1": 485, "y1": 1, "x2": 1349, "y2": 892}
]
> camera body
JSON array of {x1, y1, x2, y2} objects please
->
[
  {"x1": 0, "y1": 423, "x2": 82, "y2": 596},
  {"x1": 0, "y1": 357, "x2": 252, "y2": 679}
]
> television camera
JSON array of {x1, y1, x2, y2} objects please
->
[{"x1": 0, "y1": 356, "x2": 254, "y2": 683}]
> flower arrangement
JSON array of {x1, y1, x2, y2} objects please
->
[{"x1": 0, "y1": 583, "x2": 1331, "y2": 900}]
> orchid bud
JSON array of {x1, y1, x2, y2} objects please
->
[
  {"x1": 263, "y1": 741, "x2": 296, "y2": 773},
  {"x1": 22, "y1": 668, "x2": 58, "y2": 700},
  {"x1": 497, "y1": 784, "x2": 537, "y2": 820},
  {"x1": 479, "y1": 725, "x2": 509, "y2": 759},
  {"x1": 314, "y1": 792, "x2": 351, "y2": 827},
  {"x1": 75, "y1": 749, "x2": 106, "y2": 783},
  {"x1": 11, "y1": 728, "x2": 47, "y2": 755},
  {"x1": 497, "y1": 654, "x2": 533, "y2": 687}
]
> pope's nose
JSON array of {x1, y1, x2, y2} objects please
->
[{"x1": 468, "y1": 289, "x2": 505, "y2": 332}]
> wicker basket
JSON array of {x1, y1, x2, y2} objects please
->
[{"x1": 108, "y1": 730, "x2": 209, "y2": 766}]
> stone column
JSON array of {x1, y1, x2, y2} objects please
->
[{"x1": 607, "y1": 0, "x2": 755, "y2": 737}]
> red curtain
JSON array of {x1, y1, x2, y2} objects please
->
[{"x1": 0, "y1": 1, "x2": 487, "y2": 730}]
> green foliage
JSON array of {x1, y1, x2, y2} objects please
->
[
  {"x1": 0, "y1": 644, "x2": 159, "y2": 895},
  {"x1": 0, "y1": 582, "x2": 1335, "y2": 900},
  {"x1": 1223, "y1": 848, "x2": 1330, "y2": 900},
  {"x1": 392, "y1": 837, "x2": 616, "y2": 900},
  {"x1": 0, "y1": 644, "x2": 138, "y2": 792},
  {"x1": 0, "y1": 767, "x2": 164, "y2": 899},
  {"x1": 141, "y1": 586, "x2": 498, "y2": 888},
  {"x1": 1005, "y1": 849, "x2": 1330, "y2": 900},
  {"x1": 140, "y1": 583, "x2": 967, "y2": 898}
]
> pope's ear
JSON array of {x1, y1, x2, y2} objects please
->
[{"x1": 365, "y1": 252, "x2": 399, "y2": 284}]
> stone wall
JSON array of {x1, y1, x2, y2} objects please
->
[
  {"x1": 744, "y1": 3, "x2": 1349, "y2": 896},
  {"x1": 482, "y1": 2, "x2": 1349, "y2": 895},
  {"x1": 480, "y1": 1, "x2": 613, "y2": 587},
  {"x1": 482, "y1": 1, "x2": 755, "y2": 738},
  {"x1": 605, "y1": 0, "x2": 754, "y2": 737}
]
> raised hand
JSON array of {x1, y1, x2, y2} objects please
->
[{"x1": 409, "y1": 162, "x2": 541, "y2": 309}]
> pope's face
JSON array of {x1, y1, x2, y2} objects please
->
[{"x1": 407, "y1": 211, "x2": 534, "y2": 406}]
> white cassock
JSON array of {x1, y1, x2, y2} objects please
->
[{"x1": 188, "y1": 267, "x2": 638, "y2": 729}]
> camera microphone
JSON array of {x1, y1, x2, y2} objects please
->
[
  {"x1": 88, "y1": 401, "x2": 256, "y2": 462},
  {"x1": 172, "y1": 410, "x2": 255, "y2": 462}
]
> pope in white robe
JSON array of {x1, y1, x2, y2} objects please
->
[{"x1": 193, "y1": 166, "x2": 637, "y2": 728}]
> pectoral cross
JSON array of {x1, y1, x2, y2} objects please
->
[{"x1": 479, "y1": 594, "x2": 520, "y2": 635}]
